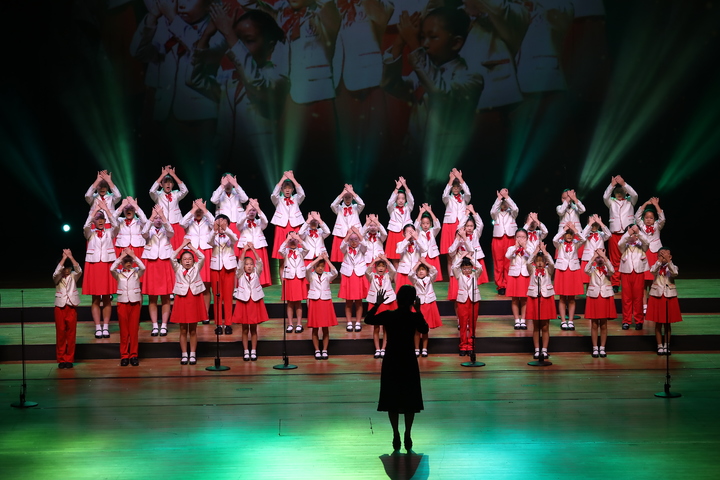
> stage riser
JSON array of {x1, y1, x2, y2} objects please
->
[
  {"x1": 2, "y1": 297, "x2": 717, "y2": 323},
  {"x1": 2, "y1": 335, "x2": 718, "y2": 361}
]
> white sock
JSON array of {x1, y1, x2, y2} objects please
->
[
  {"x1": 152, "y1": 323, "x2": 159, "y2": 329},
  {"x1": 103, "y1": 324, "x2": 109, "y2": 330},
  {"x1": 189, "y1": 351, "x2": 196, "y2": 356},
  {"x1": 161, "y1": 323, "x2": 167, "y2": 329},
  {"x1": 95, "y1": 325, "x2": 102, "y2": 331}
]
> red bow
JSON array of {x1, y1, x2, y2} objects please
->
[
  {"x1": 454, "y1": 194, "x2": 462, "y2": 202},
  {"x1": 165, "y1": 193, "x2": 172, "y2": 202},
  {"x1": 309, "y1": 229, "x2": 318, "y2": 238},
  {"x1": 590, "y1": 232, "x2": 599, "y2": 241},
  {"x1": 164, "y1": 37, "x2": 187, "y2": 57},
  {"x1": 218, "y1": 233, "x2": 226, "y2": 238},
  {"x1": 396, "y1": 206, "x2": 404, "y2": 215},
  {"x1": 516, "y1": 247, "x2": 525, "y2": 256},
  {"x1": 247, "y1": 219, "x2": 256, "y2": 228},
  {"x1": 96, "y1": 230, "x2": 103, "y2": 238},
  {"x1": 155, "y1": 228, "x2": 161, "y2": 235},
  {"x1": 338, "y1": 0, "x2": 361, "y2": 25},
  {"x1": 343, "y1": 206, "x2": 353, "y2": 216},
  {"x1": 645, "y1": 225, "x2": 655, "y2": 235},
  {"x1": 125, "y1": 219, "x2": 132, "y2": 226},
  {"x1": 528, "y1": 231, "x2": 537, "y2": 241},
  {"x1": 375, "y1": 275, "x2": 383, "y2": 284},
  {"x1": 281, "y1": 6, "x2": 307, "y2": 41},
  {"x1": 284, "y1": 197, "x2": 294, "y2": 206},
  {"x1": 368, "y1": 233, "x2": 377, "y2": 242},
  {"x1": 467, "y1": 234, "x2": 473, "y2": 241},
  {"x1": 348, "y1": 247, "x2": 357, "y2": 255},
  {"x1": 596, "y1": 265, "x2": 607, "y2": 276},
  {"x1": 407, "y1": 242, "x2": 415, "y2": 253},
  {"x1": 288, "y1": 250, "x2": 297, "y2": 259},
  {"x1": 535, "y1": 267, "x2": 545, "y2": 276},
  {"x1": 564, "y1": 240, "x2": 573, "y2": 252},
  {"x1": 426, "y1": 231, "x2": 431, "y2": 240}
]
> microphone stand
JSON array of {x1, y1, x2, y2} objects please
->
[
  {"x1": 655, "y1": 288, "x2": 680, "y2": 398},
  {"x1": 529, "y1": 267, "x2": 552, "y2": 367},
  {"x1": 207, "y1": 278, "x2": 230, "y2": 371},
  {"x1": 462, "y1": 267, "x2": 485, "y2": 367},
  {"x1": 274, "y1": 264, "x2": 297, "y2": 370},
  {"x1": 11, "y1": 291, "x2": 38, "y2": 408}
]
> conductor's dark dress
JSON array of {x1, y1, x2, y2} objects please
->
[{"x1": 365, "y1": 309, "x2": 429, "y2": 413}]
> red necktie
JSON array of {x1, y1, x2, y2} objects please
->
[
  {"x1": 284, "y1": 197, "x2": 294, "y2": 206},
  {"x1": 516, "y1": 247, "x2": 525, "y2": 256},
  {"x1": 246, "y1": 273, "x2": 252, "y2": 282},
  {"x1": 348, "y1": 247, "x2": 357, "y2": 255},
  {"x1": 454, "y1": 194, "x2": 462, "y2": 202},
  {"x1": 467, "y1": 234, "x2": 472, "y2": 241},
  {"x1": 183, "y1": 269, "x2": 188, "y2": 276},
  {"x1": 125, "y1": 219, "x2": 132, "y2": 226},
  {"x1": 565, "y1": 241, "x2": 573, "y2": 252},
  {"x1": 247, "y1": 219, "x2": 256, "y2": 228},
  {"x1": 646, "y1": 225, "x2": 655, "y2": 234},
  {"x1": 659, "y1": 265, "x2": 668, "y2": 276},
  {"x1": 96, "y1": 230, "x2": 103, "y2": 238},
  {"x1": 343, "y1": 206, "x2": 352, "y2": 216},
  {"x1": 397, "y1": 206, "x2": 404, "y2": 215},
  {"x1": 165, "y1": 193, "x2": 172, "y2": 202},
  {"x1": 535, "y1": 267, "x2": 545, "y2": 276},
  {"x1": 407, "y1": 242, "x2": 415, "y2": 253},
  {"x1": 288, "y1": 250, "x2": 297, "y2": 259},
  {"x1": 597, "y1": 266, "x2": 607, "y2": 276},
  {"x1": 164, "y1": 37, "x2": 187, "y2": 57},
  {"x1": 529, "y1": 231, "x2": 537, "y2": 241},
  {"x1": 309, "y1": 230, "x2": 318, "y2": 238},
  {"x1": 281, "y1": 7, "x2": 306, "y2": 41},
  {"x1": 426, "y1": 231, "x2": 431, "y2": 240}
]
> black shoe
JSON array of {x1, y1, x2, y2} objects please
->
[
  {"x1": 622, "y1": 324, "x2": 630, "y2": 330},
  {"x1": 613, "y1": 286, "x2": 620, "y2": 293},
  {"x1": 130, "y1": 357, "x2": 139, "y2": 367},
  {"x1": 459, "y1": 350, "x2": 467, "y2": 356},
  {"x1": 224, "y1": 325, "x2": 233, "y2": 335},
  {"x1": 202, "y1": 319, "x2": 210, "y2": 325},
  {"x1": 498, "y1": 288, "x2": 506, "y2": 296},
  {"x1": 94, "y1": 330, "x2": 103, "y2": 339},
  {"x1": 635, "y1": 323, "x2": 643, "y2": 330},
  {"x1": 66, "y1": 362, "x2": 74, "y2": 369},
  {"x1": 392, "y1": 434, "x2": 401, "y2": 451},
  {"x1": 58, "y1": 363, "x2": 66, "y2": 369},
  {"x1": 215, "y1": 326, "x2": 224, "y2": 335},
  {"x1": 120, "y1": 358, "x2": 129, "y2": 367},
  {"x1": 404, "y1": 433, "x2": 413, "y2": 451}
]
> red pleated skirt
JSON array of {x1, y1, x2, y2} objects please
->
[
  {"x1": 585, "y1": 295, "x2": 617, "y2": 319},
  {"x1": 506, "y1": 274, "x2": 530, "y2": 298},
  {"x1": 554, "y1": 268, "x2": 584, "y2": 296},
  {"x1": 82, "y1": 261, "x2": 117, "y2": 296},
  {"x1": 330, "y1": 235, "x2": 344, "y2": 262},
  {"x1": 526, "y1": 295, "x2": 557, "y2": 321},
  {"x1": 646, "y1": 295, "x2": 683, "y2": 323},
  {"x1": 368, "y1": 301, "x2": 398, "y2": 314},
  {"x1": 272, "y1": 223, "x2": 299, "y2": 259},
  {"x1": 581, "y1": 260, "x2": 590, "y2": 284},
  {"x1": 384, "y1": 230, "x2": 404, "y2": 260},
  {"x1": 477, "y1": 258, "x2": 489, "y2": 284},
  {"x1": 114, "y1": 246, "x2": 144, "y2": 261},
  {"x1": 141, "y1": 258, "x2": 174, "y2": 295},
  {"x1": 395, "y1": 272, "x2": 411, "y2": 292},
  {"x1": 439, "y1": 221, "x2": 458, "y2": 254},
  {"x1": 424, "y1": 254, "x2": 443, "y2": 281},
  {"x1": 339, "y1": 273, "x2": 369, "y2": 300},
  {"x1": 228, "y1": 222, "x2": 241, "y2": 256},
  {"x1": 421, "y1": 302, "x2": 442, "y2": 329},
  {"x1": 307, "y1": 298, "x2": 339, "y2": 327},
  {"x1": 447, "y1": 276, "x2": 458, "y2": 301},
  {"x1": 644, "y1": 250, "x2": 658, "y2": 281},
  {"x1": 232, "y1": 298, "x2": 270, "y2": 324},
  {"x1": 170, "y1": 223, "x2": 186, "y2": 250},
  {"x1": 170, "y1": 291, "x2": 206, "y2": 323},
  {"x1": 240, "y1": 247, "x2": 271, "y2": 287},
  {"x1": 197, "y1": 248, "x2": 212, "y2": 282},
  {"x1": 281, "y1": 277, "x2": 307, "y2": 301}
]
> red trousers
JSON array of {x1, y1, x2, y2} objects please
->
[
  {"x1": 211, "y1": 268, "x2": 235, "y2": 325},
  {"x1": 54, "y1": 306, "x2": 77, "y2": 363},
  {"x1": 608, "y1": 233, "x2": 623, "y2": 287},
  {"x1": 457, "y1": 300, "x2": 479, "y2": 351},
  {"x1": 118, "y1": 302, "x2": 141, "y2": 359},
  {"x1": 621, "y1": 272, "x2": 644, "y2": 325},
  {"x1": 491, "y1": 235, "x2": 514, "y2": 290}
]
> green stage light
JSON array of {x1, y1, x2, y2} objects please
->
[{"x1": 62, "y1": 224, "x2": 71, "y2": 233}]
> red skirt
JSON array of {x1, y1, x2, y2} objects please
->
[
  {"x1": 114, "y1": 246, "x2": 144, "y2": 261},
  {"x1": 228, "y1": 222, "x2": 241, "y2": 256},
  {"x1": 369, "y1": 301, "x2": 397, "y2": 314},
  {"x1": 421, "y1": 302, "x2": 442, "y2": 329},
  {"x1": 197, "y1": 248, "x2": 212, "y2": 283},
  {"x1": 554, "y1": 268, "x2": 584, "y2": 296},
  {"x1": 585, "y1": 295, "x2": 617, "y2": 319},
  {"x1": 384, "y1": 230, "x2": 404, "y2": 260},
  {"x1": 447, "y1": 276, "x2": 458, "y2": 300},
  {"x1": 272, "y1": 224, "x2": 300, "y2": 259},
  {"x1": 141, "y1": 258, "x2": 174, "y2": 295},
  {"x1": 307, "y1": 298, "x2": 339, "y2": 327},
  {"x1": 281, "y1": 277, "x2": 307, "y2": 301},
  {"x1": 646, "y1": 295, "x2": 683, "y2": 323},
  {"x1": 506, "y1": 274, "x2": 530, "y2": 298},
  {"x1": 644, "y1": 250, "x2": 658, "y2": 281},
  {"x1": 330, "y1": 235, "x2": 344, "y2": 263},
  {"x1": 82, "y1": 261, "x2": 117, "y2": 296},
  {"x1": 526, "y1": 295, "x2": 557, "y2": 321},
  {"x1": 395, "y1": 272, "x2": 411, "y2": 291},
  {"x1": 581, "y1": 260, "x2": 590, "y2": 284},
  {"x1": 339, "y1": 273, "x2": 369, "y2": 300},
  {"x1": 424, "y1": 254, "x2": 443, "y2": 281},
  {"x1": 232, "y1": 298, "x2": 269, "y2": 324},
  {"x1": 439, "y1": 221, "x2": 458, "y2": 254},
  {"x1": 170, "y1": 291, "x2": 206, "y2": 323},
  {"x1": 240, "y1": 247, "x2": 271, "y2": 287},
  {"x1": 477, "y1": 258, "x2": 490, "y2": 284},
  {"x1": 170, "y1": 223, "x2": 186, "y2": 250}
]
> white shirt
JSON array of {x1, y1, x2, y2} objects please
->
[
  {"x1": 306, "y1": 266, "x2": 338, "y2": 300},
  {"x1": 490, "y1": 197, "x2": 519, "y2": 237},
  {"x1": 409, "y1": 266, "x2": 438, "y2": 304},
  {"x1": 365, "y1": 264, "x2": 397, "y2": 304},
  {"x1": 141, "y1": 222, "x2": 175, "y2": 260},
  {"x1": 386, "y1": 190, "x2": 415, "y2": 232},
  {"x1": 298, "y1": 221, "x2": 331, "y2": 259},
  {"x1": 330, "y1": 196, "x2": 365, "y2": 237},
  {"x1": 53, "y1": 264, "x2": 82, "y2": 307},
  {"x1": 237, "y1": 211, "x2": 269, "y2": 249},
  {"x1": 149, "y1": 183, "x2": 189, "y2": 224},
  {"x1": 111, "y1": 258, "x2": 146, "y2": 303},
  {"x1": 211, "y1": 186, "x2": 249, "y2": 223},
  {"x1": 180, "y1": 211, "x2": 215, "y2": 250},
  {"x1": 441, "y1": 183, "x2": 471, "y2": 223},
  {"x1": 234, "y1": 261, "x2": 266, "y2": 301},
  {"x1": 649, "y1": 261, "x2": 678, "y2": 298},
  {"x1": 208, "y1": 230, "x2": 239, "y2": 270},
  {"x1": 584, "y1": 261, "x2": 614, "y2": 298},
  {"x1": 603, "y1": 183, "x2": 639, "y2": 233}
]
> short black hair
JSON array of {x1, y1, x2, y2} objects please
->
[
  {"x1": 424, "y1": 6, "x2": 471, "y2": 40},
  {"x1": 237, "y1": 9, "x2": 286, "y2": 44},
  {"x1": 215, "y1": 214, "x2": 231, "y2": 223},
  {"x1": 460, "y1": 258, "x2": 473, "y2": 268}
]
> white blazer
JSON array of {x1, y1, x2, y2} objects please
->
[
  {"x1": 278, "y1": 242, "x2": 308, "y2": 279},
  {"x1": 208, "y1": 230, "x2": 239, "y2": 270},
  {"x1": 234, "y1": 260, "x2": 265, "y2": 301},
  {"x1": 172, "y1": 252, "x2": 206, "y2": 296},
  {"x1": 524, "y1": 222, "x2": 548, "y2": 254},
  {"x1": 649, "y1": 261, "x2": 679, "y2": 298},
  {"x1": 453, "y1": 263, "x2": 482, "y2": 303},
  {"x1": 53, "y1": 264, "x2": 82, "y2": 307},
  {"x1": 114, "y1": 208, "x2": 148, "y2": 248},
  {"x1": 556, "y1": 199, "x2": 587, "y2": 233},
  {"x1": 526, "y1": 254, "x2": 556, "y2": 298},
  {"x1": 635, "y1": 208, "x2": 665, "y2": 253},
  {"x1": 331, "y1": 196, "x2": 365, "y2": 237},
  {"x1": 141, "y1": 222, "x2": 175, "y2": 260},
  {"x1": 365, "y1": 264, "x2": 397, "y2": 304},
  {"x1": 490, "y1": 197, "x2": 519, "y2": 237},
  {"x1": 270, "y1": 184, "x2": 306, "y2": 227},
  {"x1": 506, "y1": 245, "x2": 530, "y2": 277},
  {"x1": 210, "y1": 186, "x2": 249, "y2": 224},
  {"x1": 580, "y1": 224, "x2": 611, "y2": 261},
  {"x1": 111, "y1": 257, "x2": 146, "y2": 303},
  {"x1": 306, "y1": 265, "x2": 338, "y2": 300},
  {"x1": 618, "y1": 231, "x2": 649, "y2": 273},
  {"x1": 409, "y1": 266, "x2": 438, "y2": 304},
  {"x1": 386, "y1": 190, "x2": 415, "y2": 232},
  {"x1": 340, "y1": 240, "x2": 368, "y2": 276},
  {"x1": 456, "y1": 213, "x2": 486, "y2": 259},
  {"x1": 584, "y1": 261, "x2": 614, "y2": 298},
  {"x1": 149, "y1": 183, "x2": 189, "y2": 224},
  {"x1": 441, "y1": 182, "x2": 471, "y2": 223},
  {"x1": 396, "y1": 238, "x2": 426, "y2": 274},
  {"x1": 83, "y1": 215, "x2": 119, "y2": 263},
  {"x1": 415, "y1": 219, "x2": 441, "y2": 259},
  {"x1": 603, "y1": 182, "x2": 639, "y2": 233},
  {"x1": 552, "y1": 231, "x2": 583, "y2": 271},
  {"x1": 237, "y1": 211, "x2": 269, "y2": 249},
  {"x1": 362, "y1": 225, "x2": 387, "y2": 264},
  {"x1": 298, "y1": 221, "x2": 331, "y2": 259},
  {"x1": 180, "y1": 211, "x2": 215, "y2": 250},
  {"x1": 85, "y1": 184, "x2": 122, "y2": 211}
]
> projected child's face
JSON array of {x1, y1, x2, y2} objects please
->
[
  {"x1": 237, "y1": 19, "x2": 273, "y2": 63},
  {"x1": 421, "y1": 16, "x2": 460, "y2": 66},
  {"x1": 177, "y1": 0, "x2": 210, "y2": 24}
]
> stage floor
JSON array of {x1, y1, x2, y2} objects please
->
[{"x1": 2, "y1": 353, "x2": 720, "y2": 480}]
